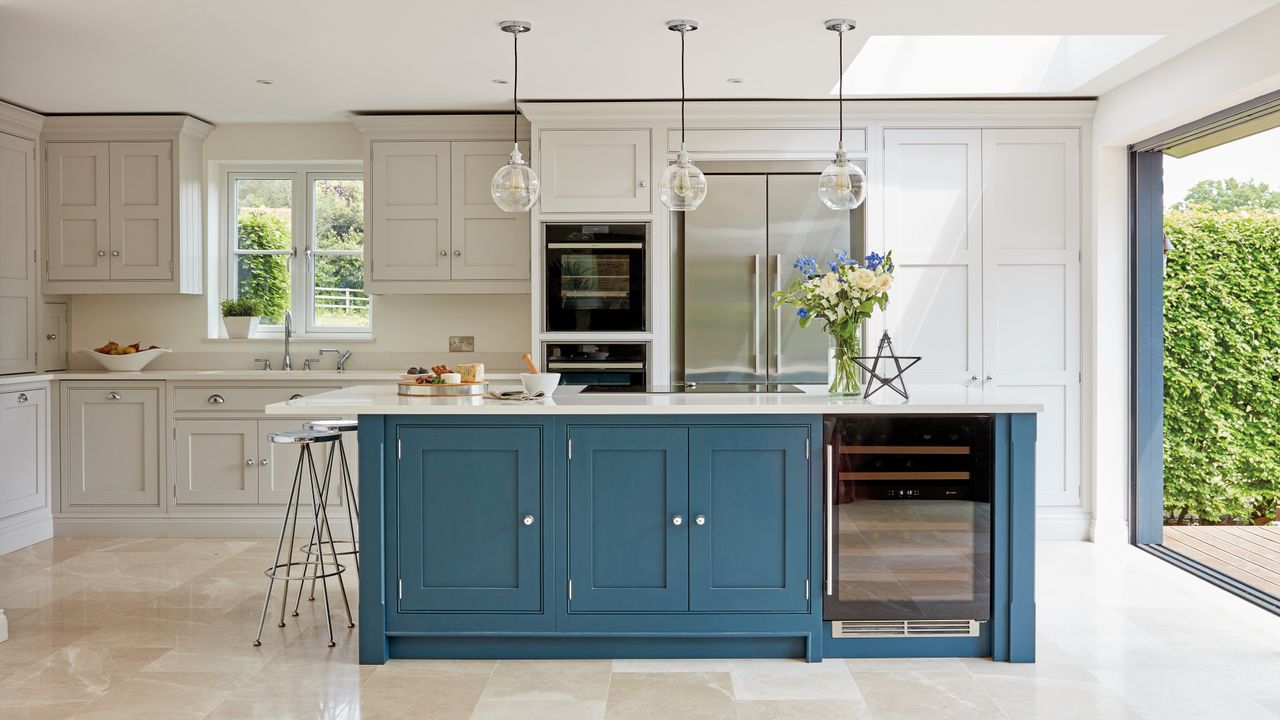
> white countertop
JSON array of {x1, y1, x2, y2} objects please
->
[
  {"x1": 7, "y1": 370, "x2": 518, "y2": 382},
  {"x1": 0, "y1": 373, "x2": 53, "y2": 388},
  {"x1": 264, "y1": 383, "x2": 1043, "y2": 416}
]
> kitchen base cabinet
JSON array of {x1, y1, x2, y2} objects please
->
[
  {"x1": 63, "y1": 383, "x2": 162, "y2": 508},
  {"x1": 173, "y1": 419, "x2": 258, "y2": 505},
  {"x1": 0, "y1": 386, "x2": 49, "y2": 553}
]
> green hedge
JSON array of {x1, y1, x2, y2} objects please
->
[
  {"x1": 236, "y1": 211, "x2": 290, "y2": 325},
  {"x1": 1163, "y1": 208, "x2": 1280, "y2": 524}
]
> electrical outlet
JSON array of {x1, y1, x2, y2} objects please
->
[{"x1": 449, "y1": 336, "x2": 475, "y2": 352}]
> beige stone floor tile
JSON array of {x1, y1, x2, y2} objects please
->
[
  {"x1": 69, "y1": 674, "x2": 231, "y2": 718},
  {"x1": 0, "y1": 699, "x2": 90, "y2": 720},
  {"x1": 604, "y1": 671, "x2": 735, "y2": 720},
  {"x1": 612, "y1": 658, "x2": 736, "y2": 673},
  {"x1": 470, "y1": 699, "x2": 607, "y2": 719},
  {"x1": 202, "y1": 696, "x2": 359, "y2": 720},
  {"x1": 5, "y1": 643, "x2": 171, "y2": 697},
  {"x1": 844, "y1": 657, "x2": 968, "y2": 673},
  {"x1": 729, "y1": 659, "x2": 862, "y2": 701},
  {"x1": 481, "y1": 659, "x2": 612, "y2": 703},
  {"x1": 970, "y1": 674, "x2": 1145, "y2": 720},
  {"x1": 850, "y1": 668, "x2": 1007, "y2": 720},
  {"x1": 733, "y1": 699, "x2": 873, "y2": 719},
  {"x1": 359, "y1": 660, "x2": 495, "y2": 716}
]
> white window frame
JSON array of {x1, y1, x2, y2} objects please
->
[{"x1": 222, "y1": 164, "x2": 369, "y2": 338}]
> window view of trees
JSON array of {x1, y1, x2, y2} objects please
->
[
  {"x1": 1164, "y1": 177, "x2": 1280, "y2": 526},
  {"x1": 312, "y1": 179, "x2": 367, "y2": 327}
]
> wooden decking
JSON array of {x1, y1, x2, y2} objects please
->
[{"x1": 1163, "y1": 525, "x2": 1280, "y2": 598}]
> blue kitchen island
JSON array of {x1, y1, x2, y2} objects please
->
[{"x1": 267, "y1": 385, "x2": 1039, "y2": 665}]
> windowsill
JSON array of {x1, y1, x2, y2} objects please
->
[{"x1": 203, "y1": 335, "x2": 377, "y2": 344}]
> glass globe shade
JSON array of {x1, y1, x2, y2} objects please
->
[
  {"x1": 817, "y1": 149, "x2": 867, "y2": 210},
  {"x1": 659, "y1": 150, "x2": 708, "y2": 211},
  {"x1": 491, "y1": 145, "x2": 540, "y2": 212}
]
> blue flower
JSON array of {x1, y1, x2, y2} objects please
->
[
  {"x1": 792, "y1": 255, "x2": 819, "y2": 277},
  {"x1": 796, "y1": 308, "x2": 810, "y2": 319},
  {"x1": 834, "y1": 248, "x2": 851, "y2": 265},
  {"x1": 865, "y1": 251, "x2": 884, "y2": 271}
]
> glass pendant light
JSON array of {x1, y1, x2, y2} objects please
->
[
  {"x1": 818, "y1": 19, "x2": 867, "y2": 211},
  {"x1": 659, "y1": 19, "x2": 707, "y2": 211},
  {"x1": 491, "y1": 20, "x2": 540, "y2": 212}
]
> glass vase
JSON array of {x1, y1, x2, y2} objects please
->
[{"x1": 827, "y1": 324, "x2": 862, "y2": 396}]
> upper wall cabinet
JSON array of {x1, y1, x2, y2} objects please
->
[
  {"x1": 0, "y1": 128, "x2": 38, "y2": 375},
  {"x1": 538, "y1": 130, "x2": 651, "y2": 213},
  {"x1": 42, "y1": 116, "x2": 211, "y2": 295},
  {"x1": 355, "y1": 115, "x2": 531, "y2": 295}
]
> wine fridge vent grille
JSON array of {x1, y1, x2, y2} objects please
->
[{"x1": 831, "y1": 619, "x2": 980, "y2": 638}]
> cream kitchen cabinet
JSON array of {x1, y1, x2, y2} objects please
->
[
  {"x1": 0, "y1": 130, "x2": 38, "y2": 375},
  {"x1": 39, "y1": 302, "x2": 67, "y2": 372},
  {"x1": 173, "y1": 419, "x2": 259, "y2": 505},
  {"x1": 63, "y1": 383, "x2": 163, "y2": 507},
  {"x1": 42, "y1": 116, "x2": 210, "y2": 295},
  {"x1": 365, "y1": 138, "x2": 530, "y2": 293},
  {"x1": 0, "y1": 387, "x2": 48, "y2": 522},
  {"x1": 537, "y1": 130, "x2": 651, "y2": 213},
  {"x1": 257, "y1": 418, "x2": 354, "y2": 505}
]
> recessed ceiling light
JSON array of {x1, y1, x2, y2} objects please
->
[
  {"x1": 727, "y1": 78, "x2": 744, "y2": 84},
  {"x1": 492, "y1": 78, "x2": 509, "y2": 84},
  {"x1": 255, "y1": 79, "x2": 273, "y2": 85}
]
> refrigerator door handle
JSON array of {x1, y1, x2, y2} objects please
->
[
  {"x1": 825, "y1": 442, "x2": 834, "y2": 596},
  {"x1": 773, "y1": 254, "x2": 783, "y2": 375},
  {"x1": 752, "y1": 254, "x2": 763, "y2": 376}
]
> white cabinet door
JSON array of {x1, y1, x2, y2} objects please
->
[
  {"x1": 879, "y1": 129, "x2": 983, "y2": 386},
  {"x1": 256, "y1": 419, "x2": 346, "y2": 506},
  {"x1": 39, "y1": 302, "x2": 67, "y2": 372},
  {"x1": 450, "y1": 141, "x2": 530, "y2": 280},
  {"x1": 0, "y1": 132, "x2": 36, "y2": 374},
  {"x1": 0, "y1": 388, "x2": 47, "y2": 520},
  {"x1": 64, "y1": 385, "x2": 161, "y2": 506},
  {"x1": 539, "y1": 130, "x2": 650, "y2": 213},
  {"x1": 109, "y1": 142, "x2": 173, "y2": 281},
  {"x1": 981, "y1": 128, "x2": 1081, "y2": 508},
  {"x1": 46, "y1": 142, "x2": 110, "y2": 281},
  {"x1": 368, "y1": 141, "x2": 451, "y2": 283},
  {"x1": 173, "y1": 419, "x2": 259, "y2": 505}
]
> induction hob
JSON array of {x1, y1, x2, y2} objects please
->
[{"x1": 580, "y1": 383, "x2": 803, "y2": 394}]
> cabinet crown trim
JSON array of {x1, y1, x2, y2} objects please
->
[{"x1": 352, "y1": 114, "x2": 530, "y2": 141}]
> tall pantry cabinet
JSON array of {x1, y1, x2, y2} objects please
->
[{"x1": 0, "y1": 105, "x2": 41, "y2": 375}]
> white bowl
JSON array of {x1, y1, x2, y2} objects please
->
[
  {"x1": 520, "y1": 373, "x2": 561, "y2": 396},
  {"x1": 85, "y1": 347, "x2": 170, "y2": 372}
]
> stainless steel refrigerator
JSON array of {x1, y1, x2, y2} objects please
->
[{"x1": 674, "y1": 171, "x2": 864, "y2": 384}]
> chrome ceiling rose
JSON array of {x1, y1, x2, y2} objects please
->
[
  {"x1": 666, "y1": 19, "x2": 699, "y2": 33},
  {"x1": 499, "y1": 20, "x2": 531, "y2": 34},
  {"x1": 824, "y1": 18, "x2": 856, "y2": 33}
]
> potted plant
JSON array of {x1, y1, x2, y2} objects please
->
[{"x1": 220, "y1": 297, "x2": 263, "y2": 339}]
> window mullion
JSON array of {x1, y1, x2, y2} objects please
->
[{"x1": 293, "y1": 174, "x2": 309, "y2": 334}]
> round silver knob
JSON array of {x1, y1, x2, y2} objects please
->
[
  {"x1": 522, "y1": 514, "x2": 535, "y2": 526},
  {"x1": 97, "y1": 250, "x2": 107, "y2": 257},
  {"x1": 208, "y1": 394, "x2": 225, "y2": 404},
  {"x1": 984, "y1": 375, "x2": 994, "y2": 383},
  {"x1": 439, "y1": 250, "x2": 448, "y2": 256},
  {"x1": 967, "y1": 375, "x2": 980, "y2": 385},
  {"x1": 290, "y1": 394, "x2": 303, "y2": 401},
  {"x1": 16, "y1": 393, "x2": 28, "y2": 403},
  {"x1": 454, "y1": 249, "x2": 461, "y2": 257},
  {"x1": 106, "y1": 391, "x2": 121, "y2": 400},
  {"x1": 47, "y1": 333, "x2": 57, "y2": 341},
  {"x1": 639, "y1": 180, "x2": 648, "y2": 189},
  {"x1": 110, "y1": 250, "x2": 120, "y2": 257},
  {"x1": 694, "y1": 514, "x2": 706, "y2": 526},
  {"x1": 260, "y1": 459, "x2": 269, "y2": 466},
  {"x1": 246, "y1": 459, "x2": 255, "y2": 467},
  {"x1": 671, "y1": 514, "x2": 683, "y2": 526}
]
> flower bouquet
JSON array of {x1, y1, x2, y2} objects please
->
[{"x1": 771, "y1": 250, "x2": 895, "y2": 395}]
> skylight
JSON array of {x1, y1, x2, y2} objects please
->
[{"x1": 838, "y1": 35, "x2": 1162, "y2": 95}]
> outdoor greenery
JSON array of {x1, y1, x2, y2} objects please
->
[
  {"x1": 1164, "y1": 179, "x2": 1280, "y2": 525},
  {"x1": 312, "y1": 180, "x2": 368, "y2": 326},
  {"x1": 236, "y1": 211, "x2": 291, "y2": 324}
]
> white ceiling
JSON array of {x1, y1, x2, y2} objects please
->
[{"x1": 1, "y1": 0, "x2": 1277, "y2": 123}]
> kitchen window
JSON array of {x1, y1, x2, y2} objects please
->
[{"x1": 225, "y1": 168, "x2": 369, "y2": 336}]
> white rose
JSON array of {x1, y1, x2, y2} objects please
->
[
  {"x1": 851, "y1": 267, "x2": 876, "y2": 290},
  {"x1": 875, "y1": 273, "x2": 892, "y2": 292},
  {"x1": 817, "y1": 272, "x2": 841, "y2": 297}
]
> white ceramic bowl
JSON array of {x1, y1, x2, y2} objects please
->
[
  {"x1": 520, "y1": 373, "x2": 561, "y2": 396},
  {"x1": 85, "y1": 347, "x2": 170, "y2": 372}
]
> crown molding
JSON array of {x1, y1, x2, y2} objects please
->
[
  {"x1": 41, "y1": 114, "x2": 213, "y2": 140},
  {"x1": 349, "y1": 114, "x2": 530, "y2": 141},
  {"x1": 0, "y1": 100, "x2": 44, "y2": 139}
]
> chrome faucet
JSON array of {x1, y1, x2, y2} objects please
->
[
  {"x1": 320, "y1": 348, "x2": 353, "y2": 372},
  {"x1": 282, "y1": 309, "x2": 293, "y2": 371}
]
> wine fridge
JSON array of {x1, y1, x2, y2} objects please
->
[{"x1": 824, "y1": 415, "x2": 993, "y2": 626}]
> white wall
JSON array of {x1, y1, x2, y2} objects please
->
[
  {"x1": 1088, "y1": 4, "x2": 1280, "y2": 542},
  {"x1": 68, "y1": 123, "x2": 533, "y2": 371}
]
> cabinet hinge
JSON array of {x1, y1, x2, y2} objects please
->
[
  {"x1": 398, "y1": 578, "x2": 403, "y2": 600},
  {"x1": 173, "y1": 427, "x2": 176, "y2": 440},
  {"x1": 568, "y1": 579, "x2": 573, "y2": 600},
  {"x1": 397, "y1": 438, "x2": 402, "y2": 460},
  {"x1": 172, "y1": 485, "x2": 177, "y2": 498},
  {"x1": 1078, "y1": 372, "x2": 1082, "y2": 383},
  {"x1": 805, "y1": 579, "x2": 810, "y2": 600},
  {"x1": 805, "y1": 442, "x2": 810, "y2": 460},
  {"x1": 1077, "y1": 250, "x2": 1082, "y2": 262},
  {"x1": 567, "y1": 437, "x2": 572, "y2": 460},
  {"x1": 43, "y1": 145, "x2": 47, "y2": 161}
]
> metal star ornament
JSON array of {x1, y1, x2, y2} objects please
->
[{"x1": 853, "y1": 331, "x2": 921, "y2": 400}]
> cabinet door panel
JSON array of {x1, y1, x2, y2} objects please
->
[
  {"x1": 568, "y1": 426, "x2": 688, "y2": 612},
  {"x1": 450, "y1": 141, "x2": 530, "y2": 280},
  {"x1": 0, "y1": 132, "x2": 36, "y2": 374},
  {"x1": 397, "y1": 426, "x2": 542, "y2": 612},
  {"x1": 173, "y1": 420, "x2": 258, "y2": 505},
  {"x1": 109, "y1": 142, "x2": 173, "y2": 280},
  {"x1": 257, "y1": 419, "x2": 345, "y2": 506},
  {"x1": 689, "y1": 426, "x2": 809, "y2": 612},
  {"x1": 0, "y1": 388, "x2": 47, "y2": 519},
  {"x1": 64, "y1": 386, "x2": 160, "y2": 506},
  {"x1": 46, "y1": 142, "x2": 110, "y2": 281},
  {"x1": 40, "y1": 303, "x2": 68, "y2": 372},
  {"x1": 369, "y1": 141, "x2": 451, "y2": 282},
  {"x1": 539, "y1": 130, "x2": 650, "y2": 213}
]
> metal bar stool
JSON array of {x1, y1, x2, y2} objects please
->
[
  {"x1": 253, "y1": 428, "x2": 354, "y2": 648},
  {"x1": 292, "y1": 419, "x2": 359, "y2": 613}
]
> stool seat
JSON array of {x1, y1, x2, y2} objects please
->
[
  {"x1": 304, "y1": 419, "x2": 358, "y2": 433},
  {"x1": 268, "y1": 429, "x2": 340, "y2": 445}
]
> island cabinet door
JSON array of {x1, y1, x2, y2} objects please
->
[
  {"x1": 567, "y1": 426, "x2": 689, "y2": 612},
  {"x1": 689, "y1": 427, "x2": 810, "y2": 613},
  {"x1": 396, "y1": 426, "x2": 543, "y2": 613}
]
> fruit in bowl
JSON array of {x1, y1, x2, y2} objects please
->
[{"x1": 87, "y1": 341, "x2": 170, "y2": 371}]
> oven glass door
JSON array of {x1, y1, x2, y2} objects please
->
[
  {"x1": 825, "y1": 415, "x2": 993, "y2": 621},
  {"x1": 545, "y1": 225, "x2": 646, "y2": 332}
]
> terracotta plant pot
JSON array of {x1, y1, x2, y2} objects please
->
[{"x1": 223, "y1": 316, "x2": 260, "y2": 339}]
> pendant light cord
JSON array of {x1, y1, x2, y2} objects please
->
[
  {"x1": 680, "y1": 27, "x2": 687, "y2": 146},
  {"x1": 837, "y1": 27, "x2": 844, "y2": 146},
  {"x1": 512, "y1": 31, "x2": 519, "y2": 145}
]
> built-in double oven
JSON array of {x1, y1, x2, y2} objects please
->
[{"x1": 544, "y1": 223, "x2": 647, "y2": 333}]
